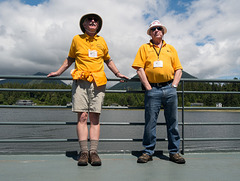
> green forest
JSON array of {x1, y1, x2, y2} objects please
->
[{"x1": 0, "y1": 80, "x2": 239, "y2": 107}]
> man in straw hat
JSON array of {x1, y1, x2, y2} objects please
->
[
  {"x1": 48, "y1": 13, "x2": 128, "y2": 166},
  {"x1": 132, "y1": 20, "x2": 185, "y2": 164}
]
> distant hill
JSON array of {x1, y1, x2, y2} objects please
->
[
  {"x1": 182, "y1": 71, "x2": 197, "y2": 79},
  {"x1": 109, "y1": 70, "x2": 197, "y2": 90},
  {"x1": 0, "y1": 72, "x2": 66, "y2": 85}
]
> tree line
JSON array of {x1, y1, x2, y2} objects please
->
[
  {"x1": 0, "y1": 80, "x2": 239, "y2": 107},
  {"x1": 178, "y1": 81, "x2": 240, "y2": 107},
  {"x1": 0, "y1": 83, "x2": 72, "y2": 106}
]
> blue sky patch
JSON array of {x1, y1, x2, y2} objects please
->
[
  {"x1": 196, "y1": 35, "x2": 215, "y2": 46},
  {"x1": 167, "y1": 0, "x2": 192, "y2": 14},
  {"x1": 20, "y1": 0, "x2": 48, "y2": 6}
]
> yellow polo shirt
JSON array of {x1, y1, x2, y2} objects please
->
[
  {"x1": 68, "y1": 33, "x2": 111, "y2": 86},
  {"x1": 132, "y1": 40, "x2": 183, "y2": 83}
]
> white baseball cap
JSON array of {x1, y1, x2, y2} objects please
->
[{"x1": 147, "y1": 20, "x2": 167, "y2": 35}]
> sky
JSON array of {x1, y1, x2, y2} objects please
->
[{"x1": 0, "y1": 0, "x2": 239, "y2": 80}]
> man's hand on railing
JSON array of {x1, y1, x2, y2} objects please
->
[
  {"x1": 47, "y1": 72, "x2": 60, "y2": 77},
  {"x1": 116, "y1": 73, "x2": 129, "y2": 83}
]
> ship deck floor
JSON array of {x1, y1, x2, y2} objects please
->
[{"x1": 1, "y1": 152, "x2": 240, "y2": 181}]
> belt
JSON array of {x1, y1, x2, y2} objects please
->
[{"x1": 150, "y1": 80, "x2": 173, "y2": 88}]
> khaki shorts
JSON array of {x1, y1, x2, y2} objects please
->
[{"x1": 72, "y1": 80, "x2": 106, "y2": 113}]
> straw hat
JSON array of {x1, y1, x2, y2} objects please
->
[
  {"x1": 147, "y1": 20, "x2": 167, "y2": 35},
  {"x1": 79, "y1": 13, "x2": 102, "y2": 34}
]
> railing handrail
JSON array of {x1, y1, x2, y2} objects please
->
[
  {"x1": 1, "y1": 88, "x2": 239, "y2": 94},
  {"x1": 0, "y1": 75, "x2": 240, "y2": 82}
]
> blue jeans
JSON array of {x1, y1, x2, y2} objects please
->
[{"x1": 143, "y1": 84, "x2": 180, "y2": 155}]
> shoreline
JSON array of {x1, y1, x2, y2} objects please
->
[
  {"x1": 103, "y1": 108, "x2": 240, "y2": 112},
  {"x1": 181, "y1": 109, "x2": 240, "y2": 112}
]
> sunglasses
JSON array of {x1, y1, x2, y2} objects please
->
[
  {"x1": 87, "y1": 17, "x2": 99, "y2": 22},
  {"x1": 150, "y1": 27, "x2": 163, "y2": 31}
]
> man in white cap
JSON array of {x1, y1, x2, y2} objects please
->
[
  {"x1": 48, "y1": 13, "x2": 128, "y2": 166},
  {"x1": 132, "y1": 20, "x2": 185, "y2": 164}
]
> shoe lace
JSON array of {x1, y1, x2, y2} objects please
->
[
  {"x1": 174, "y1": 153, "x2": 183, "y2": 160},
  {"x1": 80, "y1": 152, "x2": 88, "y2": 159},
  {"x1": 91, "y1": 152, "x2": 99, "y2": 158}
]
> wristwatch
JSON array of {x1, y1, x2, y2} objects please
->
[{"x1": 172, "y1": 84, "x2": 177, "y2": 88}]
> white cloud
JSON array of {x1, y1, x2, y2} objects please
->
[
  {"x1": 165, "y1": 0, "x2": 240, "y2": 79},
  {"x1": 0, "y1": 0, "x2": 239, "y2": 79}
]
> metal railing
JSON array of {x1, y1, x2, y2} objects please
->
[{"x1": 0, "y1": 75, "x2": 240, "y2": 154}]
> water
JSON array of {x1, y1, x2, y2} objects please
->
[{"x1": 0, "y1": 108, "x2": 239, "y2": 153}]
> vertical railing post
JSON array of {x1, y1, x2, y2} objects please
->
[{"x1": 181, "y1": 80, "x2": 185, "y2": 155}]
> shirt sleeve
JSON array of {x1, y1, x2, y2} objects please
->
[
  {"x1": 101, "y1": 37, "x2": 111, "y2": 61},
  {"x1": 68, "y1": 37, "x2": 76, "y2": 59},
  {"x1": 132, "y1": 44, "x2": 146, "y2": 70},
  {"x1": 169, "y1": 45, "x2": 183, "y2": 71}
]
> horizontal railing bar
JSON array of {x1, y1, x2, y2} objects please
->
[
  {"x1": 0, "y1": 137, "x2": 239, "y2": 143},
  {"x1": 0, "y1": 105, "x2": 145, "y2": 109},
  {"x1": 0, "y1": 105, "x2": 70, "y2": 108},
  {"x1": 0, "y1": 88, "x2": 71, "y2": 92},
  {"x1": 0, "y1": 139, "x2": 78, "y2": 143},
  {"x1": 1, "y1": 75, "x2": 240, "y2": 83},
  {"x1": 0, "y1": 105, "x2": 239, "y2": 110},
  {"x1": 0, "y1": 122, "x2": 159, "y2": 126},
  {"x1": 0, "y1": 122, "x2": 76, "y2": 125},
  {"x1": 106, "y1": 90, "x2": 143, "y2": 93},
  {"x1": 0, "y1": 75, "x2": 129, "y2": 82},
  {"x1": 182, "y1": 91, "x2": 240, "y2": 94},
  {"x1": 180, "y1": 78, "x2": 240, "y2": 83},
  {"x1": 0, "y1": 122, "x2": 239, "y2": 126},
  {"x1": 0, "y1": 75, "x2": 73, "y2": 80},
  {"x1": 0, "y1": 88, "x2": 143, "y2": 94},
  {"x1": 100, "y1": 138, "x2": 168, "y2": 142},
  {"x1": 103, "y1": 106, "x2": 144, "y2": 109},
  {"x1": 182, "y1": 122, "x2": 240, "y2": 125},
  {"x1": 0, "y1": 138, "x2": 158, "y2": 143},
  {"x1": 184, "y1": 138, "x2": 240, "y2": 141},
  {"x1": 1, "y1": 88, "x2": 239, "y2": 95},
  {"x1": 183, "y1": 107, "x2": 240, "y2": 110}
]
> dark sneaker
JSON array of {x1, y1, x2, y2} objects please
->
[
  {"x1": 169, "y1": 153, "x2": 186, "y2": 164},
  {"x1": 137, "y1": 153, "x2": 153, "y2": 163},
  {"x1": 77, "y1": 151, "x2": 88, "y2": 166},
  {"x1": 89, "y1": 151, "x2": 102, "y2": 166}
]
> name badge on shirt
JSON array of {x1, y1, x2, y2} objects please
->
[
  {"x1": 153, "y1": 60, "x2": 163, "y2": 68},
  {"x1": 88, "y1": 50, "x2": 98, "y2": 58}
]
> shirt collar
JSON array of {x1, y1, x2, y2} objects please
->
[
  {"x1": 84, "y1": 33, "x2": 98, "y2": 40},
  {"x1": 149, "y1": 40, "x2": 166, "y2": 47}
]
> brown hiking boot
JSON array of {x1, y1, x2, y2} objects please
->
[
  {"x1": 137, "y1": 153, "x2": 153, "y2": 163},
  {"x1": 169, "y1": 153, "x2": 186, "y2": 164},
  {"x1": 89, "y1": 151, "x2": 102, "y2": 166},
  {"x1": 77, "y1": 151, "x2": 88, "y2": 166}
]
